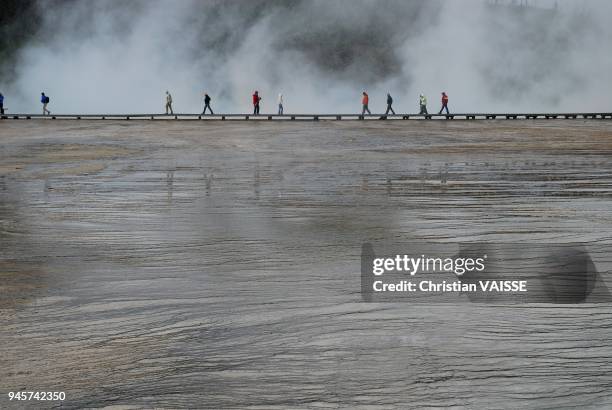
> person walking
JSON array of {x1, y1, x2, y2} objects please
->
[
  {"x1": 0, "y1": 92, "x2": 4, "y2": 115},
  {"x1": 361, "y1": 92, "x2": 371, "y2": 115},
  {"x1": 438, "y1": 92, "x2": 449, "y2": 115},
  {"x1": 202, "y1": 93, "x2": 213, "y2": 114},
  {"x1": 419, "y1": 94, "x2": 428, "y2": 115},
  {"x1": 277, "y1": 93, "x2": 284, "y2": 115},
  {"x1": 41, "y1": 92, "x2": 50, "y2": 115},
  {"x1": 385, "y1": 93, "x2": 395, "y2": 115},
  {"x1": 253, "y1": 91, "x2": 261, "y2": 115},
  {"x1": 165, "y1": 91, "x2": 173, "y2": 115}
]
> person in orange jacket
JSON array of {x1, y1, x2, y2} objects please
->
[
  {"x1": 362, "y1": 92, "x2": 371, "y2": 115},
  {"x1": 438, "y1": 92, "x2": 449, "y2": 115}
]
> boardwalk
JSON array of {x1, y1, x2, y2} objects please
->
[
  {"x1": 1, "y1": 120, "x2": 612, "y2": 408},
  {"x1": 1, "y1": 112, "x2": 612, "y2": 121}
]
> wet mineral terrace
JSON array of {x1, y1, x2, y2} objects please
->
[{"x1": 1, "y1": 120, "x2": 612, "y2": 408}]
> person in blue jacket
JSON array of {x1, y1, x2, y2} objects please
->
[
  {"x1": 41, "y1": 92, "x2": 50, "y2": 115},
  {"x1": 0, "y1": 93, "x2": 4, "y2": 115}
]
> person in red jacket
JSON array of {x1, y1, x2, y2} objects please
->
[
  {"x1": 253, "y1": 91, "x2": 261, "y2": 115},
  {"x1": 438, "y1": 92, "x2": 449, "y2": 115},
  {"x1": 361, "y1": 91, "x2": 371, "y2": 115}
]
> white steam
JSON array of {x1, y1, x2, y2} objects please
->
[{"x1": 2, "y1": 0, "x2": 611, "y2": 114}]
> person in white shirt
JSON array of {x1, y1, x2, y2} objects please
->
[{"x1": 165, "y1": 91, "x2": 173, "y2": 115}]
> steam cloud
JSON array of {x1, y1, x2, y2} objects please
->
[{"x1": 1, "y1": 0, "x2": 611, "y2": 114}]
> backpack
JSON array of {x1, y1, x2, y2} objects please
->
[{"x1": 44, "y1": 96, "x2": 50, "y2": 103}]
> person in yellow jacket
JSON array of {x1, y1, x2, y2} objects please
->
[{"x1": 419, "y1": 94, "x2": 428, "y2": 115}]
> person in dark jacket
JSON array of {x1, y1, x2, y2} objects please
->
[
  {"x1": 0, "y1": 93, "x2": 4, "y2": 115},
  {"x1": 202, "y1": 93, "x2": 213, "y2": 114},
  {"x1": 385, "y1": 93, "x2": 395, "y2": 115},
  {"x1": 253, "y1": 91, "x2": 261, "y2": 115},
  {"x1": 41, "y1": 92, "x2": 50, "y2": 115},
  {"x1": 438, "y1": 92, "x2": 449, "y2": 115}
]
